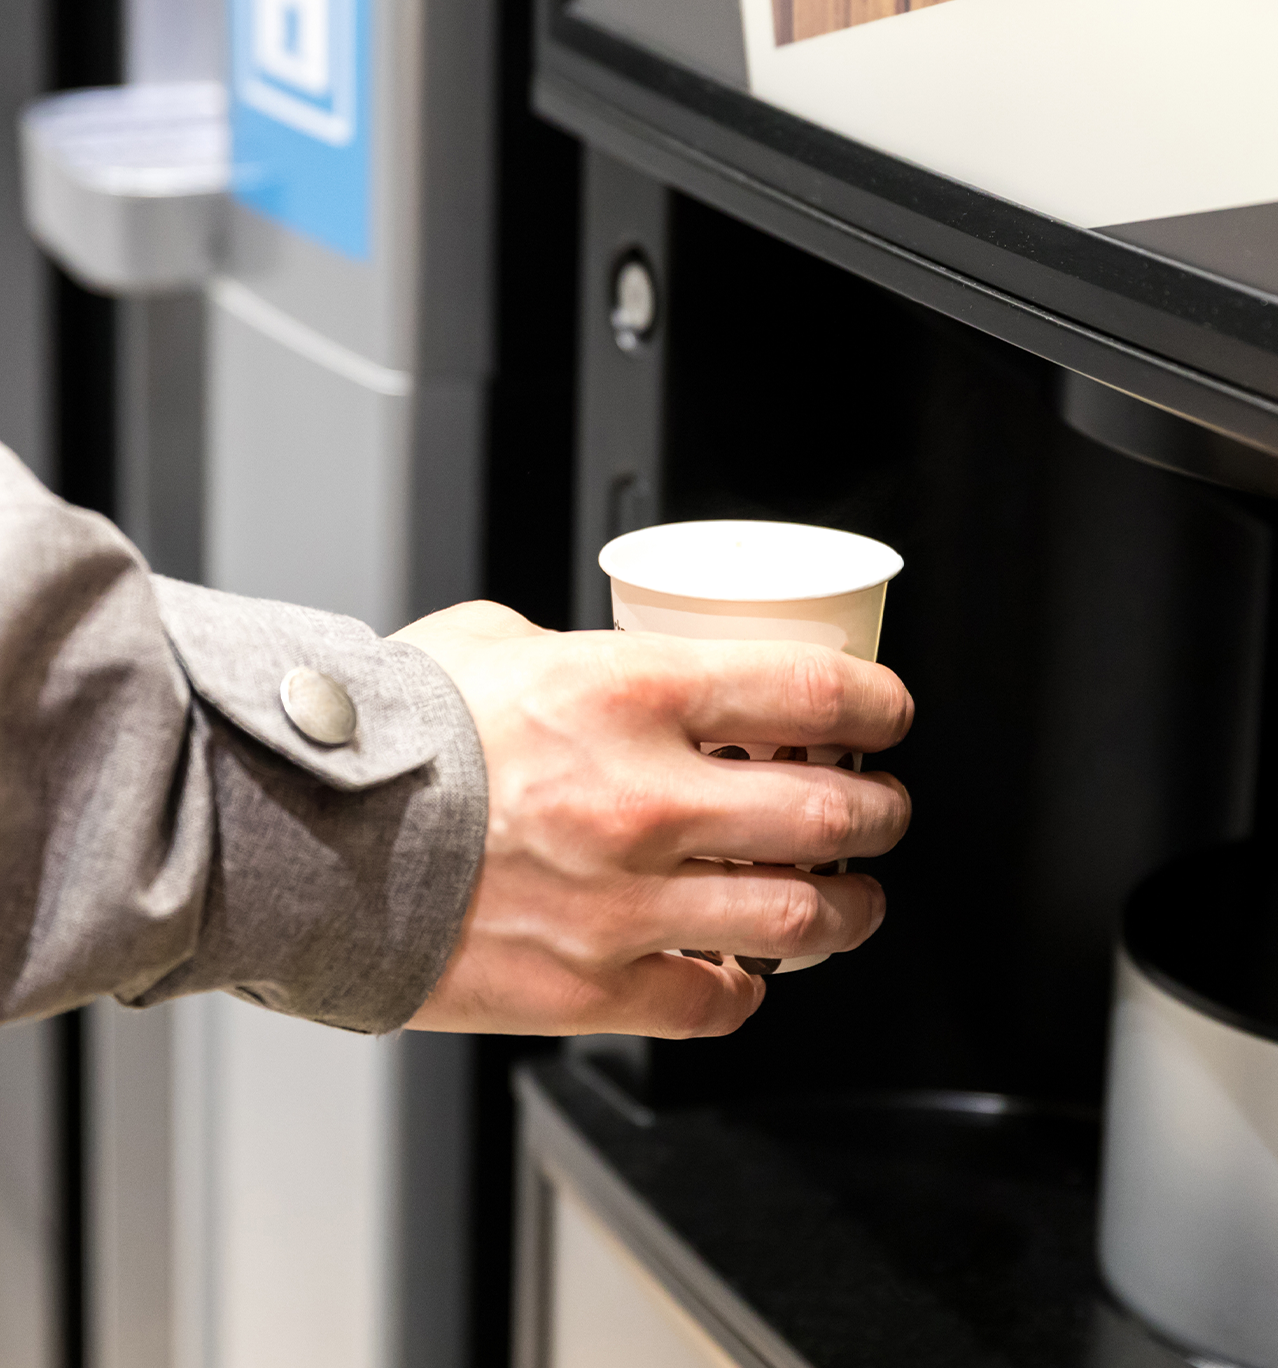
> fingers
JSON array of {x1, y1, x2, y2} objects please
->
[
  {"x1": 604, "y1": 953, "x2": 766, "y2": 1038},
  {"x1": 670, "y1": 638, "x2": 914, "y2": 754},
  {"x1": 637, "y1": 861, "x2": 886, "y2": 961},
  {"x1": 405, "y1": 941, "x2": 764, "y2": 1038},
  {"x1": 669, "y1": 759, "x2": 911, "y2": 865}
]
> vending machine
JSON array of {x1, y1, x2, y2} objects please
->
[{"x1": 16, "y1": 1, "x2": 518, "y2": 1365}]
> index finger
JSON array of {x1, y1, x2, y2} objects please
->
[{"x1": 674, "y1": 639, "x2": 913, "y2": 754}]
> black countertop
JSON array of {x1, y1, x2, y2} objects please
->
[{"x1": 518, "y1": 1059, "x2": 1195, "y2": 1368}]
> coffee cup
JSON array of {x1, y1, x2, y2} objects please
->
[{"x1": 598, "y1": 519, "x2": 903, "y2": 975}]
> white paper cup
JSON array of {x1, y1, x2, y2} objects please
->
[{"x1": 599, "y1": 519, "x2": 904, "y2": 976}]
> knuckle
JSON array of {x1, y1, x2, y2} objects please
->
[
  {"x1": 669, "y1": 976, "x2": 725, "y2": 1039},
  {"x1": 611, "y1": 637, "x2": 693, "y2": 715},
  {"x1": 787, "y1": 650, "x2": 846, "y2": 734},
  {"x1": 803, "y1": 776, "x2": 853, "y2": 859},
  {"x1": 583, "y1": 779, "x2": 679, "y2": 855},
  {"x1": 877, "y1": 773, "x2": 913, "y2": 836},
  {"x1": 851, "y1": 773, "x2": 911, "y2": 854},
  {"x1": 707, "y1": 980, "x2": 763, "y2": 1037},
  {"x1": 880, "y1": 672, "x2": 915, "y2": 747},
  {"x1": 841, "y1": 874, "x2": 886, "y2": 948},
  {"x1": 772, "y1": 879, "x2": 822, "y2": 956}
]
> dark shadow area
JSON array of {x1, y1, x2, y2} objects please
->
[
  {"x1": 648, "y1": 192, "x2": 1271, "y2": 1111},
  {"x1": 54, "y1": 1010, "x2": 84, "y2": 1368},
  {"x1": 47, "y1": 0, "x2": 121, "y2": 516},
  {"x1": 484, "y1": 0, "x2": 581, "y2": 632},
  {"x1": 469, "y1": 3, "x2": 580, "y2": 1364}
]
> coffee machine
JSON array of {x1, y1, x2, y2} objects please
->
[
  {"x1": 6, "y1": 1, "x2": 1278, "y2": 1365},
  {"x1": 513, "y1": 3, "x2": 1278, "y2": 1365}
]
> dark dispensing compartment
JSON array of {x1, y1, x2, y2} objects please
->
[
  {"x1": 644, "y1": 195, "x2": 1272, "y2": 1116},
  {"x1": 521, "y1": 4, "x2": 1278, "y2": 1365}
]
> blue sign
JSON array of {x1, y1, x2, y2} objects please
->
[{"x1": 230, "y1": 0, "x2": 370, "y2": 260}]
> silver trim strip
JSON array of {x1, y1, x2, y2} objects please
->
[{"x1": 209, "y1": 277, "x2": 414, "y2": 397}]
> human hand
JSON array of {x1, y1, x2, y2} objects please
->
[{"x1": 394, "y1": 602, "x2": 913, "y2": 1038}]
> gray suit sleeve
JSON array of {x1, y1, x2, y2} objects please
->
[{"x1": 0, "y1": 445, "x2": 487, "y2": 1034}]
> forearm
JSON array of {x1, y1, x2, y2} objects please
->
[{"x1": 0, "y1": 447, "x2": 487, "y2": 1032}]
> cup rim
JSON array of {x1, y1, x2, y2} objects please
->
[{"x1": 599, "y1": 519, "x2": 904, "y2": 603}]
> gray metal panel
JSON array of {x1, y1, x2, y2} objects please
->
[
  {"x1": 224, "y1": 0, "x2": 497, "y2": 380},
  {"x1": 0, "y1": 0, "x2": 49, "y2": 481},
  {"x1": 207, "y1": 300, "x2": 413, "y2": 633},
  {"x1": 416, "y1": 0, "x2": 497, "y2": 381},
  {"x1": 196, "y1": 9, "x2": 498, "y2": 1368},
  {"x1": 512, "y1": 1117, "x2": 555, "y2": 1368},
  {"x1": 87, "y1": 999, "x2": 176, "y2": 1368},
  {"x1": 118, "y1": 294, "x2": 205, "y2": 582},
  {"x1": 205, "y1": 998, "x2": 398, "y2": 1368},
  {"x1": 411, "y1": 377, "x2": 489, "y2": 615},
  {"x1": 395, "y1": 1034, "x2": 474, "y2": 1368},
  {"x1": 225, "y1": 203, "x2": 402, "y2": 369},
  {"x1": 573, "y1": 150, "x2": 669, "y2": 629},
  {"x1": 125, "y1": 0, "x2": 224, "y2": 83},
  {"x1": 405, "y1": 0, "x2": 498, "y2": 615},
  {"x1": 0, "y1": 1021, "x2": 58, "y2": 1368},
  {"x1": 222, "y1": 0, "x2": 424, "y2": 370},
  {"x1": 0, "y1": 11, "x2": 57, "y2": 1367},
  {"x1": 567, "y1": 0, "x2": 748, "y2": 89}
]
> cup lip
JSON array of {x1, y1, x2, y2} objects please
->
[{"x1": 599, "y1": 519, "x2": 904, "y2": 603}]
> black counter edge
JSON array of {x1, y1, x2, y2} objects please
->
[
  {"x1": 540, "y1": 2, "x2": 1278, "y2": 364},
  {"x1": 534, "y1": 37, "x2": 1278, "y2": 489},
  {"x1": 514, "y1": 1062, "x2": 815, "y2": 1368},
  {"x1": 536, "y1": 5, "x2": 1278, "y2": 391}
]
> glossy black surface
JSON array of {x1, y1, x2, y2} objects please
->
[
  {"x1": 637, "y1": 196, "x2": 1270, "y2": 1112},
  {"x1": 531, "y1": 1060, "x2": 1192, "y2": 1367},
  {"x1": 1126, "y1": 841, "x2": 1278, "y2": 1044}
]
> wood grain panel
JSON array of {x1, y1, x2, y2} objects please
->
[{"x1": 774, "y1": 0, "x2": 952, "y2": 45}]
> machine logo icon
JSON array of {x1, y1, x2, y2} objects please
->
[{"x1": 236, "y1": 0, "x2": 356, "y2": 146}]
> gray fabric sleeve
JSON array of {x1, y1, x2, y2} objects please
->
[{"x1": 0, "y1": 444, "x2": 488, "y2": 1034}]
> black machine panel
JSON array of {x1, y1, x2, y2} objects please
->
[{"x1": 536, "y1": 0, "x2": 1278, "y2": 489}]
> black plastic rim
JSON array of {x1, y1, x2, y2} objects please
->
[{"x1": 1123, "y1": 841, "x2": 1278, "y2": 1045}]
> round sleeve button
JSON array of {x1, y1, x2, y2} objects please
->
[{"x1": 279, "y1": 667, "x2": 358, "y2": 746}]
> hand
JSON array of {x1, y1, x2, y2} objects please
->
[{"x1": 394, "y1": 602, "x2": 913, "y2": 1038}]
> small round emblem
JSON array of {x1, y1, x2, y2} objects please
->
[{"x1": 279, "y1": 667, "x2": 357, "y2": 747}]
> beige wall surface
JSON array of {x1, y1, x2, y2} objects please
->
[{"x1": 550, "y1": 1186, "x2": 741, "y2": 1368}]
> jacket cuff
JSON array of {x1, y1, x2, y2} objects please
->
[
  {"x1": 137, "y1": 578, "x2": 488, "y2": 1033},
  {"x1": 153, "y1": 577, "x2": 449, "y2": 792}
]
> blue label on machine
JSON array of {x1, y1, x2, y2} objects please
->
[{"x1": 230, "y1": 0, "x2": 370, "y2": 260}]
